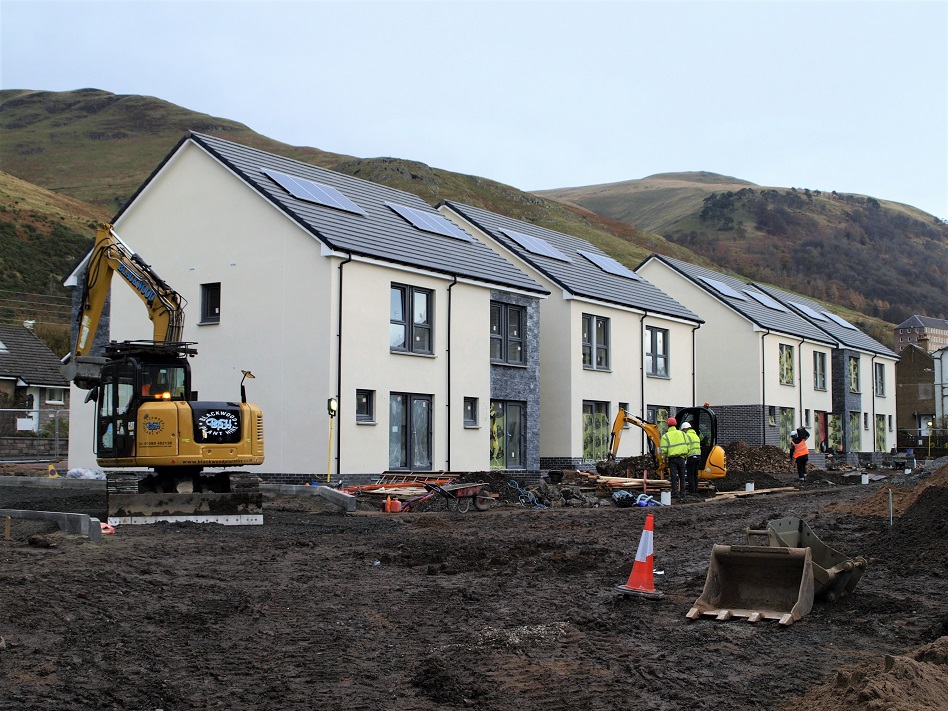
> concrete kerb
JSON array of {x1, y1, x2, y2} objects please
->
[
  {"x1": 0, "y1": 476, "x2": 106, "y2": 491},
  {"x1": 260, "y1": 483, "x2": 357, "y2": 512},
  {"x1": 1, "y1": 509, "x2": 102, "y2": 542}
]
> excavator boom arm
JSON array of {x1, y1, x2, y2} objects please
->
[{"x1": 73, "y1": 224, "x2": 186, "y2": 357}]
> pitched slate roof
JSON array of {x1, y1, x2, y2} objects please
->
[
  {"x1": 0, "y1": 326, "x2": 68, "y2": 387},
  {"x1": 752, "y1": 283, "x2": 897, "y2": 357},
  {"x1": 896, "y1": 315, "x2": 948, "y2": 330},
  {"x1": 441, "y1": 202, "x2": 700, "y2": 322},
  {"x1": 643, "y1": 255, "x2": 833, "y2": 343},
  {"x1": 120, "y1": 132, "x2": 547, "y2": 296}
]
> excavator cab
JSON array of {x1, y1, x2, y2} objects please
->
[{"x1": 675, "y1": 406, "x2": 727, "y2": 480}]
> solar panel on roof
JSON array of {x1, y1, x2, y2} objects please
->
[
  {"x1": 386, "y1": 203, "x2": 474, "y2": 242},
  {"x1": 697, "y1": 275, "x2": 747, "y2": 299},
  {"x1": 743, "y1": 289, "x2": 788, "y2": 312},
  {"x1": 262, "y1": 168, "x2": 366, "y2": 216},
  {"x1": 500, "y1": 229, "x2": 571, "y2": 262},
  {"x1": 822, "y1": 311, "x2": 859, "y2": 330},
  {"x1": 577, "y1": 250, "x2": 641, "y2": 280},
  {"x1": 790, "y1": 302, "x2": 828, "y2": 321}
]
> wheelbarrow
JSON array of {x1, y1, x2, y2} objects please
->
[{"x1": 400, "y1": 482, "x2": 492, "y2": 513}]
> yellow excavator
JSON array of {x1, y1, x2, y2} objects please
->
[
  {"x1": 63, "y1": 224, "x2": 265, "y2": 525},
  {"x1": 606, "y1": 406, "x2": 727, "y2": 481}
]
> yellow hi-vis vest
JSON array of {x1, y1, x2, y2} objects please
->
[
  {"x1": 661, "y1": 427, "x2": 689, "y2": 457},
  {"x1": 684, "y1": 429, "x2": 701, "y2": 456}
]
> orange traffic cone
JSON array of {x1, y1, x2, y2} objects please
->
[{"x1": 616, "y1": 513, "x2": 664, "y2": 598}]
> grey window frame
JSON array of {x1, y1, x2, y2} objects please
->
[
  {"x1": 463, "y1": 397, "x2": 478, "y2": 427},
  {"x1": 389, "y1": 392, "x2": 433, "y2": 470},
  {"x1": 391, "y1": 284, "x2": 433, "y2": 355},
  {"x1": 874, "y1": 362, "x2": 886, "y2": 396},
  {"x1": 582, "y1": 314, "x2": 610, "y2": 370},
  {"x1": 644, "y1": 326, "x2": 669, "y2": 377},
  {"x1": 201, "y1": 282, "x2": 221, "y2": 324},
  {"x1": 356, "y1": 389, "x2": 375, "y2": 423},
  {"x1": 813, "y1": 351, "x2": 827, "y2": 390},
  {"x1": 490, "y1": 301, "x2": 525, "y2": 365}
]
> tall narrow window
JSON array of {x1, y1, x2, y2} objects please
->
[
  {"x1": 389, "y1": 393, "x2": 432, "y2": 470},
  {"x1": 644, "y1": 326, "x2": 669, "y2": 377},
  {"x1": 813, "y1": 351, "x2": 827, "y2": 390},
  {"x1": 582, "y1": 401, "x2": 610, "y2": 461},
  {"x1": 848, "y1": 356, "x2": 860, "y2": 393},
  {"x1": 582, "y1": 314, "x2": 610, "y2": 370},
  {"x1": 490, "y1": 302, "x2": 525, "y2": 365},
  {"x1": 779, "y1": 344, "x2": 794, "y2": 385},
  {"x1": 201, "y1": 283, "x2": 221, "y2": 324},
  {"x1": 391, "y1": 284, "x2": 433, "y2": 354},
  {"x1": 490, "y1": 400, "x2": 525, "y2": 469},
  {"x1": 874, "y1": 362, "x2": 886, "y2": 396}
]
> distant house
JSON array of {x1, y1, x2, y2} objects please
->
[
  {"x1": 440, "y1": 202, "x2": 701, "y2": 469},
  {"x1": 893, "y1": 315, "x2": 948, "y2": 353},
  {"x1": 934, "y1": 346, "x2": 948, "y2": 426},
  {"x1": 0, "y1": 324, "x2": 69, "y2": 434},
  {"x1": 752, "y1": 283, "x2": 898, "y2": 456},
  {"x1": 638, "y1": 255, "x2": 846, "y2": 452},
  {"x1": 65, "y1": 132, "x2": 547, "y2": 481},
  {"x1": 895, "y1": 343, "x2": 935, "y2": 441}
]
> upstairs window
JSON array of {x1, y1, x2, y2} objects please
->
[
  {"x1": 644, "y1": 326, "x2": 668, "y2": 377},
  {"x1": 874, "y1": 362, "x2": 886, "y2": 396},
  {"x1": 813, "y1": 352, "x2": 827, "y2": 390},
  {"x1": 849, "y1": 356, "x2": 860, "y2": 393},
  {"x1": 490, "y1": 302, "x2": 525, "y2": 365},
  {"x1": 391, "y1": 284, "x2": 433, "y2": 354},
  {"x1": 779, "y1": 344, "x2": 794, "y2": 385},
  {"x1": 582, "y1": 314, "x2": 610, "y2": 370}
]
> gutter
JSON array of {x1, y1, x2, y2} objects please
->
[
  {"x1": 446, "y1": 275, "x2": 457, "y2": 471},
  {"x1": 335, "y1": 252, "x2": 352, "y2": 478}
]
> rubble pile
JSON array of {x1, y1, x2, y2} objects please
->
[
  {"x1": 724, "y1": 441, "x2": 799, "y2": 473},
  {"x1": 595, "y1": 454, "x2": 653, "y2": 478}
]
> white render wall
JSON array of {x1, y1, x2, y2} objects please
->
[
  {"x1": 67, "y1": 142, "x2": 505, "y2": 476},
  {"x1": 639, "y1": 259, "x2": 762, "y2": 406}
]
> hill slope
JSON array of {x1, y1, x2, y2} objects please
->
[
  {"x1": 540, "y1": 173, "x2": 948, "y2": 324},
  {"x1": 1, "y1": 89, "x2": 931, "y2": 349}
]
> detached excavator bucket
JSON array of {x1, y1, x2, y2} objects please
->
[
  {"x1": 686, "y1": 545, "x2": 814, "y2": 625},
  {"x1": 746, "y1": 517, "x2": 867, "y2": 601}
]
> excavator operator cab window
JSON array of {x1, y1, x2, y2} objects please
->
[{"x1": 139, "y1": 364, "x2": 188, "y2": 401}]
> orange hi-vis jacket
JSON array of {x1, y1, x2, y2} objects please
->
[{"x1": 792, "y1": 439, "x2": 809, "y2": 459}]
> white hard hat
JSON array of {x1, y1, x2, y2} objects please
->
[{"x1": 680, "y1": 422, "x2": 692, "y2": 429}]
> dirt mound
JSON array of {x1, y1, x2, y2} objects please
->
[
  {"x1": 830, "y1": 464, "x2": 948, "y2": 517},
  {"x1": 780, "y1": 635, "x2": 948, "y2": 711},
  {"x1": 860, "y1": 485, "x2": 948, "y2": 576},
  {"x1": 724, "y1": 441, "x2": 798, "y2": 473}
]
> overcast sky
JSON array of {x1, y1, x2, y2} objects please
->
[{"x1": 2, "y1": 0, "x2": 946, "y2": 219}]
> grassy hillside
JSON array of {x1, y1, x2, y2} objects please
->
[
  {"x1": 540, "y1": 173, "x2": 948, "y2": 327},
  {"x1": 2, "y1": 89, "x2": 930, "y2": 351}
]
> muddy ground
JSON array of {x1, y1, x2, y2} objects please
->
[{"x1": 1, "y1": 462, "x2": 947, "y2": 711}]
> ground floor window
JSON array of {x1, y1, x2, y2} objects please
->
[
  {"x1": 849, "y1": 411, "x2": 861, "y2": 451},
  {"x1": 582, "y1": 400, "x2": 610, "y2": 462},
  {"x1": 389, "y1": 393, "x2": 432, "y2": 470},
  {"x1": 490, "y1": 400, "x2": 525, "y2": 469},
  {"x1": 875, "y1": 415, "x2": 886, "y2": 452}
]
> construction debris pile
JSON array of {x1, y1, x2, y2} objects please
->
[{"x1": 723, "y1": 441, "x2": 799, "y2": 473}]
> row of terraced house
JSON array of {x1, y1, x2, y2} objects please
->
[{"x1": 65, "y1": 133, "x2": 898, "y2": 484}]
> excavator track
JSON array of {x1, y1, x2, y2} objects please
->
[{"x1": 107, "y1": 472, "x2": 263, "y2": 526}]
